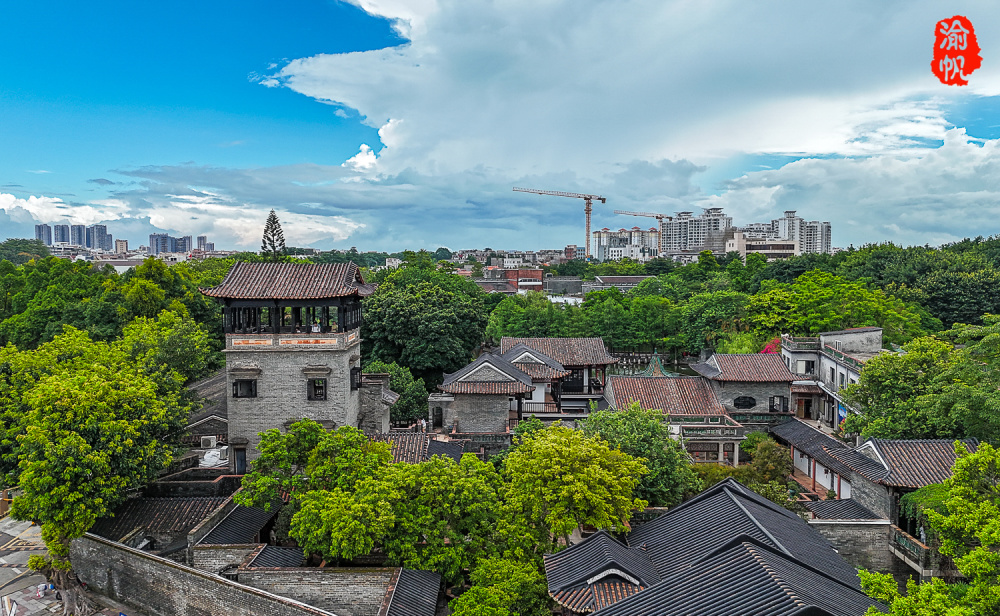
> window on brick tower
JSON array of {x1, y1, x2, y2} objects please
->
[
  {"x1": 233, "y1": 379, "x2": 257, "y2": 398},
  {"x1": 350, "y1": 367, "x2": 362, "y2": 391},
  {"x1": 308, "y1": 379, "x2": 327, "y2": 401}
]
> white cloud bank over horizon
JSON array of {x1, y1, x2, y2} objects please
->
[{"x1": 6, "y1": 1, "x2": 1000, "y2": 251}]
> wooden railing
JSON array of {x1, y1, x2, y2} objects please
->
[{"x1": 781, "y1": 335, "x2": 821, "y2": 351}]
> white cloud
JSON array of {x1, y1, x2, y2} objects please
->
[
  {"x1": 0, "y1": 193, "x2": 126, "y2": 226},
  {"x1": 699, "y1": 129, "x2": 1000, "y2": 247},
  {"x1": 343, "y1": 144, "x2": 378, "y2": 171},
  {"x1": 269, "y1": 0, "x2": 1000, "y2": 178}
]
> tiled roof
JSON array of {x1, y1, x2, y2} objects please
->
[
  {"x1": 593, "y1": 276, "x2": 654, "y2": 284},
  {"x1": 387, "y1": 569, "x2": 442, "y2": 616},
  {"x1": 626, "y1": 479, "x2": 858, "y2": 585},
  {"x1": 439, "y1": 353, "x2": 535, "y2": 395},
  {"x1": 437, "y1": 381, "x2": 534, "y2": 395},
  {"x1": 369, "y1": 433, "x2": 464, "y2": 464},
  {"x1": 426, "y1": 439, "x2": 465, "y2": 462},
  {"x1": 500, "y1": 337, "x2": 617, "y2": 366},
  {"x1": 500, "y1": 343, "x2": 571, "y2": 381},
  {"x1": 790, "y1": 384, "x2": 824, "y2": 394},
  {"x1": 512, "y1": 363, "x2": 572, "y2": 380},
  {"x1": 201, "y1": 262, "x2": 374, "y2": 300},
  {"x1": 868, "y1": 439, "x2": 977, "y2": 488},
  {"x1": 90, "y1": 497, "x2": 228, "y2": 541},
  {"x1": 824, "y1": 447, "x2": 889, "y2": 483},
  {"x1": 691, "y1": 354, "x2": 797, "y2": 382},
  {"x1": 807, "y1": 499, "x2": 882, "y2": 520},
  {"x1": 595, "y1": 539, "x2": 884, "y2": 616},
  {"x1": 187, "y1": 369, "x2": 228, "y2": 424},
  {"x1": 544, "y1": 530, "x2": 659, "y2": 613},
  {"x1": 247, "y1": 545, "x2": 306, "y2": 568},
  {"x1": 199, "y1": 501, "x2": 281, "y2": 545},
  {"x1": 607, "y1": 375, "x2": 725, "y2": 416},
  {"x1": 770, "y1": 419, "x2": 853, "y2": 477},
  {"x1": 550, "y1": 580, "x2": 645, "y2": 613},
  {"x1": 545, "y1": 530, "x2": 660, "y2": 591}
]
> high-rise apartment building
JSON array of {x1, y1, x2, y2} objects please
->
[
  {"x1": 592, "y1": 226, "x2": 660, "y2": 262},
  {"x1": 84, "y1": 225, "x2": 112, "y2": 251},
  {"x1": 767, "y1": 211, "x2": 831, "y2": 254},
  {"x1": 53, "y1": 224, "x2": 70, "y2": 244},
  {"x1": 148, "y1": 233, "x2": 175, "y2": 255},
  {"x1": 660, "y1": 208, "x2": 733, "y2": 253},
  {"x1": 70, "y1": 225, "x2": 86, "y2": 247},
  {"x1": 115, "y1": 239, "x2": 129, "y2": 254},
  {"x1": 197, "y1": 235, "x2": 208, "y2": 251},
  {"x1": 176, "y1": 236, "x2": 193, "y2": 252},
  {"x1": 34, "y1": 224, "x2": 52, "y2": 246}
]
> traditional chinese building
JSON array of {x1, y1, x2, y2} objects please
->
[
  {"x1": 690, "y1": 353, "x2": 797, "y2": 432},
  {"x1": 201, "y1": 262, "x2": 389, "y2": 473},
  {"x1": 604, "y1": 375, "x2": 744, "y2": 465}
]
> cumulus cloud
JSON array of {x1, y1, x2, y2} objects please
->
[
  {"x1": 699, "y1": 129, "x2": 1000, "y2": 246},
  {"x1": 268, "y1": 0, "x2": 1000, "y2": 177}
]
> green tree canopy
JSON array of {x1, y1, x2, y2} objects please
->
[
  {"x1": 501, "y1": 423, "x2": 648, "y2": 553},
  {"x1": 261, "y1": 209, "x2": 287, "y2": 260},
  {"x1": 6, "y1": 328, "x2": 188, "y2": 612},
  {"x1": 363, "y1": 266, "x2": 487, "y2": 385},
  {"x1": 582, "y1": 403, "x2": 701, "y2": 507},
  {"x1": 364, "y1": 359, "x2": 429, "y2": 424}
]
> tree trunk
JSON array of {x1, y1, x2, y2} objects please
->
[{"x1": 48, "y1": 567, "x2": 97, "y2": 616}]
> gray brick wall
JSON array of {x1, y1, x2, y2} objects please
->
[
  {"x1": 849, "y1": 473, "x2": 895, "y2": 521},
  {"x1": 192, "y1": 544, "x2": 261, "y2": 574},
  {"x1": 227, "y1": 342, "x2": 361, "y2": 464},
  {"x1": 237, "y1": 568, "x2": 396, "y2": 616},
  {"x1": 710, "y1": 380, "x2": 793, "y2": 431},
  {"x1": 70, "y1": 534, "x2": 334, "y2": 616},
  {"x1": 809, "y1": 520, "x2": 895, "y2": 573},
  {"x1": 443, "y1": 394, "x2": 509, "y2": 433}
]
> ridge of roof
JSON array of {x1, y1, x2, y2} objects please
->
[{"x1": 201, "y1": 261, "x2": 373, "y2": 300}]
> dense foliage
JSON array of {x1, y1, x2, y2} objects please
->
[
  {"x1": 842, "y1": 315, "x2": 1000, "y2": 444},
  {"x1": 238, "y1": 419, "x2": 652, "y2": 607},
  {"x1": 3, "y1": 327, "x2": 191, "y2": 612},
  {"x1": 860, "y1": 442, "x2": 1000, "y2": 615},
  {"x1": 362, "y1": 258, "x2": 488, "y2": 386},
  {"x1": 363, "y1": 360, "x2": 429, "y2": 425},
  {"x1": 582, "y1": 403, "x2": 702, "y2": 506}
]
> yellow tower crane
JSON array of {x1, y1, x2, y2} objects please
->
[{"x1": 513, "y1": 187, "x2": 606, "y2": 259}]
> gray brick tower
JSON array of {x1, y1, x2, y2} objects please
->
[{"x1": 202, "y1": 261, "x2": 378, "y2": 472}]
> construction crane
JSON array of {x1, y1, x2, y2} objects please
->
[
  {"x1": 513, "y1": 187, "x2": 606, "y2": 259},
  {"x1": 615, "y1": 210, "x2": 672, "y2": 256},
  {"x1": 614, "y1": 209, "x2": 671, "y2": 222}
]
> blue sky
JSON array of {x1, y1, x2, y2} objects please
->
[{"x1": 3, "y1": 1, "x2": 1000, "y2": 251}]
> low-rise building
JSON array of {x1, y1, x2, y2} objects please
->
[
  {"x1": 690, "y1": 353, "x2": 797, "y2": 432},
  {"x1": 605, "y1": 375, "x2": 744, "y2": 465},
  {"x1": 781, "y1": 327, "x2": 884, "y2": 431},
  {"x1": 581, "y1": 275, "x2": 653, "y2": 294},
  {"x1": 725, "y1": 231, "x2": 800, "y2": 261},
  {"x1": 543, "y1": 479, "x2": 881, "y2": 616}
]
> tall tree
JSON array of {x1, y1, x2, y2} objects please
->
[
  {"x1": 7, "y1": 328, "x2": 187, "y2": 614},
  {"x1": 501, "y1": 424, "x2": 647, "y2": 554},
  {"x1": 261, "y1": 209, "x2": 287, "y2": 261},
  {"x1": 583, "y1": 403, "x2": 701, "y2": 507}
]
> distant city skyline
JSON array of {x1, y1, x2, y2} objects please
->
[{"x1": 3, "y1": 2, "x2": 1000, "y2": 251}]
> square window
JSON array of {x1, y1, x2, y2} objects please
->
[
  {"x1": 233, "y1": 379, "x2": 257, "y2": 398},
  {"x1": 308, "y1": 379, "x2": 327, "y2": 401}
]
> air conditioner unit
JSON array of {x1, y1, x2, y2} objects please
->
[
  {"x1": 201, "y1": 436, "x2": 217, "y2": 449},
  {"x1": 219, "y1": 446, "x2": 229, "y2": 460}
]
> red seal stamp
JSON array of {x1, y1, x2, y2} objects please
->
[{"x1": 932, "y1": 16, "x2": 982, "y2": 86}]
